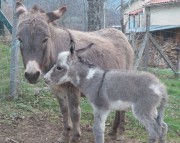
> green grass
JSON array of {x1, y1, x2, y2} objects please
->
[
  {"x1": 0, "y1": 43, "x2": 11, "y2": 96},
  {"x1": 0, "y1": 43, "x2": 180, "y2": 142}
]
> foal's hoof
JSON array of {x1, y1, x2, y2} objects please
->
[{"x1": 116, "y1": 134, "x2": 125, "y2": 141}]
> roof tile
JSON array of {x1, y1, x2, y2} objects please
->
[{"x1": 144, "y1": 0, "x2": 180, "y2": 6}]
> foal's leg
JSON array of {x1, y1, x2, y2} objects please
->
[
  {"x1": 132, "y1": 105, "x2": 159, "y2": 143},
  {"x1": 93, "y1": 109, "x2": 109, "y2": 143},
  {"x1": 50, "y1": 85, "x2": 72, "y2": 143},
  {"x1": 67, "y1": 85, "x2": 81, "y2": 143},
  {"x1": 158, "y1": 122, "x2": 168, "y2": 143}
]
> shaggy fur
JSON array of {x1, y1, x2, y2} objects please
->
[
  {"x1": 16, "y1": 2, "x2": 134, "y2": 142},
  {"x1": 44, "y1": 50, "x2": 168, "y2": 143}
]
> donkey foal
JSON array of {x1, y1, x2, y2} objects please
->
[{"x1": 44, "y1": 49, "x2": 168, "y2": 143}]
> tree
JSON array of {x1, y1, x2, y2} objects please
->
[
  {"x1": 120, "y1": 0, "x2": 125, "y2": 33},
  {"x1": 87, "y1": 0, "x2": 104, "y2": 31}
]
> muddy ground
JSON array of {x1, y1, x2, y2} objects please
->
[
  {"x1": 0, "y1": 112, "x2": 142, "y2": 143},
  {"x1": 0, "y1": 113, "x2": 179, "y2": 143}
]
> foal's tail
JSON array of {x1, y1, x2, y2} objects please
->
[
  {"x1": 157, "y1": 97, "x2": 167, "y2": 126},
  {"x1": 156, "y1": 92, "x2": 168, "y2": 141},
  {"x1": 156, "y1": 84, "x2": 168, "y2": 126}
]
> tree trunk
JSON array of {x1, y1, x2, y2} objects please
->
[
  {"x1": 120, "y1": 0, "x2": 125, "y2": 33},
  {"x1": 87, "y1": 0, "x2": 104, "y2": 31}
]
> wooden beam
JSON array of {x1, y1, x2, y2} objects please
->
[
  {"x1": 144, "y1": 7, "x2": 150, "y2": 70},
  {"x1": 178, "y1": 46, "x2": 180, "y2": 71},
  {"x1": 149, "y1": 33, "x2": 177, "y2": 74},
  {"x1": 134, "y1": 32, "x2": 148, "y2": 70}
]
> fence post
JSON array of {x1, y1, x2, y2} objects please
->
[
  {"x1": 10, "y1": 0, "x2": 19, "y2": 98},
  {"x1": 144, "y1": 7, "x2": 150, "y2": 70}
]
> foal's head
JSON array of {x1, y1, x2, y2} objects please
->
[{"x1": 44, "y1": 43, "x2": 94, "y2": 85}]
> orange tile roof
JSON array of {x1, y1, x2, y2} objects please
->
[
  {"x1": 144, "y1": 0, "x2": 179, "y2": 6},
  {"x1": 126, "y1": 8, "x2": 143, "y2": 15}
]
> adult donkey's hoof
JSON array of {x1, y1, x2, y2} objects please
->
[
  {"x1": 70, "y1": 135, "x2": 81, "y2": 143},
  {"x1": 70, "y1": 139, "x2": 81, "y2": 143},
  {"x1": 116, "y1": 134, "x2": 125, "y2": 141},
  {"x1": 108, "y1": 130, "x2": 117, "y2": 140},
  {"x1": 58, "y1": 135, "x2": 70, "y2": 143},
  {"x1": 108, "y1": 130, "x2": 125, "y2": 142}
]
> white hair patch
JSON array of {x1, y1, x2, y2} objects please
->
[
  {"x1": 58, "y1": 51, "x2": 70, "y2": 68},
  {"x1": 86, "y1": 68, "x2": 97, "y2": 80},
  {"x1": 25, "y1": 60, "x2": 40, "y2": 74},
  {"x1": 149, "y1": 84, "x2": 162, "y2": 96},
  {"x1": 110, "y1": 100, "x2": 131, "y2": 111}
]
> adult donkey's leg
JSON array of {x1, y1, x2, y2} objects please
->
[
  {"x1": 50, "y1": 85, "x2": 72, "y2": 143},
  {"x1": 67, "y1": 85, "x2": 81, "y2": 143},
  {"x1": 109, "y1": 111, "x2": 125, "y2": 141}
]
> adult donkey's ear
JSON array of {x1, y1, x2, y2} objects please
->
[
  {"x1": 16, "y1": 2, "x2": 28, "y2": 18},
  {"x1": 46, "y1": 7, "x2": 67, "y2": 23}
]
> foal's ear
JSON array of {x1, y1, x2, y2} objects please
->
[
  {"x1": 76, "y1": 43, "x2": 94, "y2": 56},
  {"x1": 46, "y1": 7, "x2": 67, "y2": 23},
  {"x1": 16, "y1": 2, "x2": 28, "y2": 17},
  {"x1": 70, "y1": 40, "x2": 75, "y2": 56}
]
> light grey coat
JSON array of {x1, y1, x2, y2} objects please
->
[{"x1": 44, "y1": 49, "x2": 168, "y2": 143}]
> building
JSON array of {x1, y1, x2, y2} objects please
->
[
  {"x1": 124, "y1": 0, "x2": 180, "y2": 44},
  {"x1": 124, "y1": 0, "x2": 180, "y2": 69}
]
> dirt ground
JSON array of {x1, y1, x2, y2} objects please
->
[
  {"x1": 0, "y1": 112, "x2": 141, "y2": 143},
  {"x1": 0, "y1": 113, "x2": 179, "y2": 143}
]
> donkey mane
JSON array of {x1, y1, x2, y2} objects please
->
[
  {"x1": 31, "y1": 5, "x2": 45, "y2": 14},
  {"x1": 29, "y1": 5, "x2": 58, "y2": 27},
  {"x1": 64, "y1": 29, "x2": 96, "y2": 68},
  {"x1": 78, "y1": 56, "x2": 96, "y2": 68}
]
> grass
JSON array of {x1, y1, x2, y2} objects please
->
[{"x1": 0, "y1": 42, "x2": 180, "y2": 142}]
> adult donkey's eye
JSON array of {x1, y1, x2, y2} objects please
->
[
  {"x1": 56, "y1": 66, "x2": 63, "y2": 71},
  {"x1": 17, "y1": 37, "x2": 24, "y2": 48},
  {"x1": 17, "y1": 37, "x2": 23, "y2": 44}
]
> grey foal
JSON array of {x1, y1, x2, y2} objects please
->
[{"x1": 44, "y1": 45, "x2": 168, "y2": 143}]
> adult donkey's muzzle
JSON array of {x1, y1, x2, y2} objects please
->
[
  {"x1": 24, "y1": 61, "x2": 41, "y2": 84},
  {"x1": 24, "y1": 71, "x2": 40, "y2": 84}
]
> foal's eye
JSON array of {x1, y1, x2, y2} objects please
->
[{"x1": 56, "y1": 66, "x2": 63, "y2": 71}]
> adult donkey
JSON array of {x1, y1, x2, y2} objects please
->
[{"x1": 15, "y1": 2, "x2": 134, "y2": 143}]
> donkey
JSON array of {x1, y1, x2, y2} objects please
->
[
  {"x1": 15, "y1": 2, "x2": 134, "y2": 142},
  {"x1": 44, "y1": 45, "x2": 168, "y2": 143}
]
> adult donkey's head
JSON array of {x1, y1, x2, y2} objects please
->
[{"x1": 15, "y1": 2, "x2": 66, "y2": 84}]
